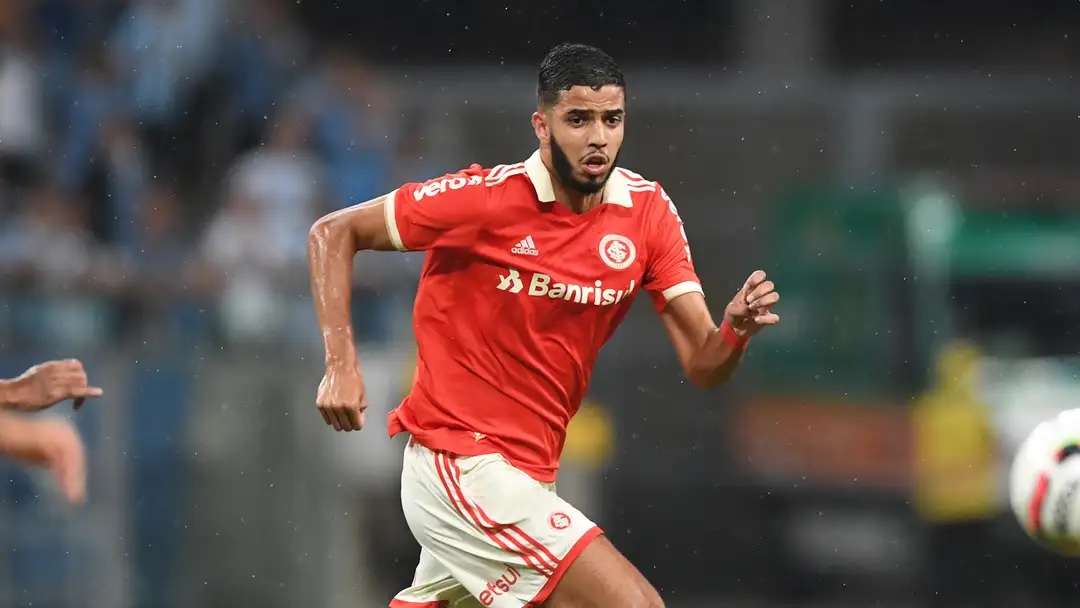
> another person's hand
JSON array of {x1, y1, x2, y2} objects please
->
[
  {"x1": 8, "y1": 359, "x2": 104, "y2": 412},
  {"x1": 0, "y1": 416, "x2": 86, "y2": 504}
]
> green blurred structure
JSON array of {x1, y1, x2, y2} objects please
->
[{"x1": 749, "y1": 182, "x2": 1080, "y2": 402}]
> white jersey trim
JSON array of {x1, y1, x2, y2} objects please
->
[
  {"x1": 523, "y1": 150, "x2": 636, "y2": 208},
  {"x1": 662, "y1": 281, "x2": 704, "y2": 302},
  {"x1": 383, "y1": 188, "x2": 407, "y2": 251}
]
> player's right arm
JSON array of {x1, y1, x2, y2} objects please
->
[{"x1": 307, "y1": 165, "x2": 491, "y2": 431}]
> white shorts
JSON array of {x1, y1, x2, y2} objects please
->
[{"x1": 391, "y1": 439, "x2": 602, "y2": 608}]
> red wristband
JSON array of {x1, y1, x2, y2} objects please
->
[{"x1": 719, "y1": 321, "x2": 750, "y2": 351}]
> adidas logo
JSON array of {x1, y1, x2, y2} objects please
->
[{"x1": 511, "y1": 235, "x2": 540, "y2": 256}]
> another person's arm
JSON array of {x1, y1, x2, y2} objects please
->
[
  {"x1": 0, "y1": 412, "x2": 86, "y2": 503},
  {"x1": 307, "y1": 166, "x2": 492, "y2": 431},
  {"x1": 0, "y1": 359, "x2": 103, "y2": 412},
  {"x1": 644, "y1": 187, "x2": 780, "y2": 388}
]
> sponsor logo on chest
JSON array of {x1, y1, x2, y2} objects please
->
[{"x1": 496, "y1": 268, "x2": 635, "y2": 307}]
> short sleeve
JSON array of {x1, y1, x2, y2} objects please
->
[
  {"x1": 384, "y1": 165, "x2": 490, "y2": 251},
  {"x1": 643, "y1": 186, "x2": 704, "y2": 312}
]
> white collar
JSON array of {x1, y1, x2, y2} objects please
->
[{"x1": 523, "y1": 150, "x2": 633, "y2": 208}]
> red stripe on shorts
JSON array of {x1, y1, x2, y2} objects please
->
[
  {"x1": 389, "y1": 599, "x2": 447, "y2": 607},
  {"x1": 432, "y1": 452, "x2": 555, "y2": 576},
  {"x1": 447, "y1": 456, "x2": 563, "y2": 572},
  {"x1": 436, "y1": 452, "x2": 556, "y2": 575}
]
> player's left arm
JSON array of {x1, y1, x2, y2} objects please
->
[
  {"x1": 659, "y1": 273, "x2": 779, "y2": 388},
  {"x1": 644, "y1": 187, "x2": 780, "y2": 389}
]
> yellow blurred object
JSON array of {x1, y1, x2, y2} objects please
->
[
  {"x1": 563, "y1": 401, "x2": 614, "y2": 469},
  {"x1": 912, "y1": 341, "x2": 1000, "y2": 523}
]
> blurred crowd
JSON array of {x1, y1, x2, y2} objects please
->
[{"x1": 0, "y1": 0, "x2": 430, "y2": 353}]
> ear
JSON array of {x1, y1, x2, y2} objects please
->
[{"x1": 531, "y1": 111, "x2": 549, "y2": 143}]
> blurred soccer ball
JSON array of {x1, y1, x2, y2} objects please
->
[{"x1": 1010, "y1": 409, "x2": 1080, "y2": 555}]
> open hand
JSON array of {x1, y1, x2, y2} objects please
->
[{"x1": 724, "y1": 269, "x2": 781, "y2": 337}]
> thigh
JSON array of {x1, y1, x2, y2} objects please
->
[
  {"x1": 540, "y1": 534, "x2": 663, "y2": 608},
  {"x1": 398, "y1": 439, "x2": 603, "y2": 607}
]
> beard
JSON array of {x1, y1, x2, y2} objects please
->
[{"x1": 550, "y1": 133, "x2": 618, "y2": 196}]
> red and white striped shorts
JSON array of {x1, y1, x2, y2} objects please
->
[{"x1": 390, "y1": 439, "x2": 602, "y2": 608}]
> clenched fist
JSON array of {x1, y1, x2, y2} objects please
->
[
  {"x1": 316, "y1": 362, "x2": 368, "y2": 432},
  {"x1": 6, "y1": 359, "x2": 103, "y2": 412},
  {"x1": 724, "y1": 269, "x2": 781, "y2": 337}
]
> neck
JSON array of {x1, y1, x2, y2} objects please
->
[
  {"x1": 555, "y1": 183, "x2": 605, "y2": 214},
  {"x1": 541, "y1": 157, "x2": 605, "y2": 214}
]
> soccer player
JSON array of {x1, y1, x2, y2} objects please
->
[
  {"x1": 0, "y1": 359, "x2": 103, "y2": 503},
  {"x1": 308, "y1": 43, "x2": 780, "y2": 607}
]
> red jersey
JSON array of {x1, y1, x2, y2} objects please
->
[{"x1": 385, "y1": 151, "x2": 702, "y2": 482}]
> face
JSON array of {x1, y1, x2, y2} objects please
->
[{"x1": 533, "y1": 85, "x2": 625, "y2": 195}]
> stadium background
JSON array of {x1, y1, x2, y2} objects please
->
[{"x1": 1, "y1": 0, "x2": 1079, "y2": 606}]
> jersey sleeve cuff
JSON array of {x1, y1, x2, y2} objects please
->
[
  {"x1": 383, "y1": 188, "x2": 407, "y2": 252},
  {"x1": 661, "y1": 281, "x2": 703, "y2": 302}
]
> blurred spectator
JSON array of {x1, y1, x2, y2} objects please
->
[
  {"x1": 913, "y1": 341, "x2": 1002, "y2": 608},
  {"x1": 226, "y1": 109, "x2": 325, "y2": 253},
  {"x1": 193, "y1": 109, "x2": 325, "y2": 349},
  {"x1": 389, "y1": 112, "x2": 460, "y2": 188},
  {"x1": 0, "y1": 184, "x2": 112, "y2": 293},
  {"x1": 54, "y1": 51, "x2": 143, "y2": 248},
  {"x1": 108, "y1": 0, "x2": 223, "y2": 177},
  {"x1": 34, "y1": 0, "x2": 125, "y2": 57},
  {"x1": 219, "y1": 0, "x2": 309, "y2": 155},
  {"x1": 193, "y1": 179, "x2": 311, "y2": 346},
  {"x1": 34, "y1": 0, "x2": 126, "y2": 117},
  {"x1": 54, "y1": 49, "x2": 118, "y2": 188},
  {"x1": 84, "y1": 117, "x2": 151, "y2": 252},
  {"x1": 0, "y1": 183, "x2": 122, "y2": 348},
  {"x1": 0, "y1": 6, "x2": 46, "y2": 190},
  {"x1": 128, "y1": 185, "x2": 188, "y2": 279},
  {"x1": 116, "y1": 184, "x2": 204, "y2": 345},
  {"x1": 294, "y1": 48, "x2": 396, "y2": 209}
]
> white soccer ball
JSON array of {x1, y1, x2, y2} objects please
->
[{"x1": 1010, "y1": 408, "x2": 1080, "y2": 555}]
